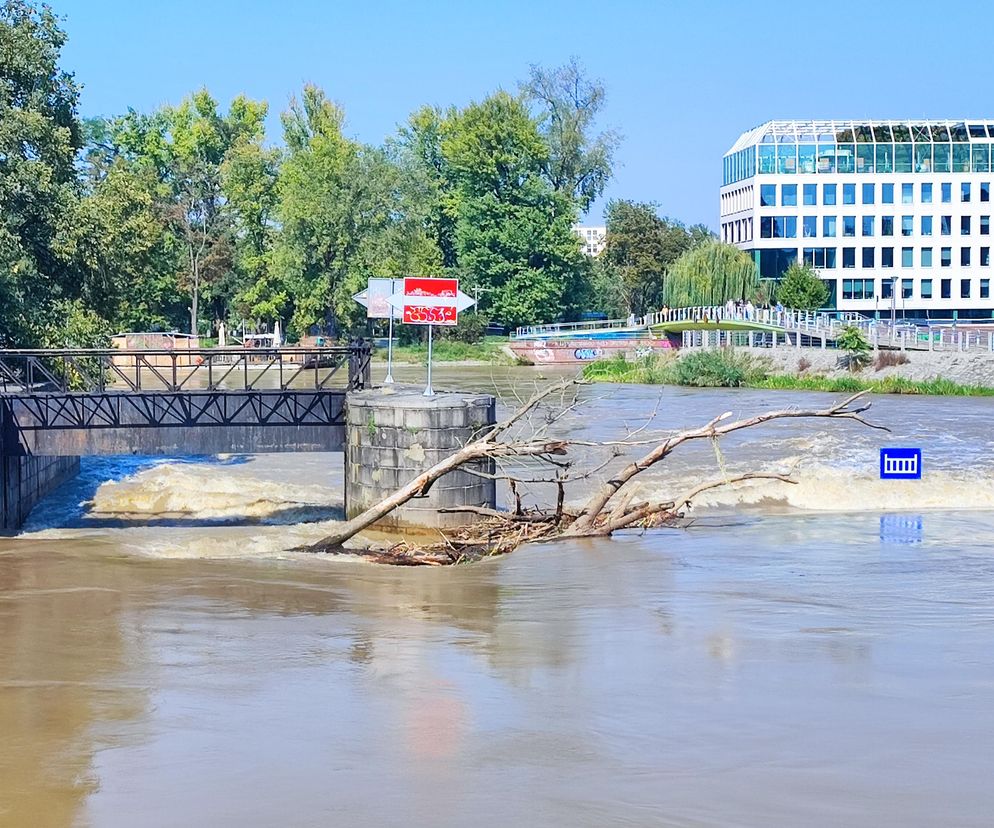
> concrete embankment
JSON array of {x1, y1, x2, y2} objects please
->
[
  {"x1": 1, "y1": 455, "x2": 79, "y2": 532},
  {"x1": 739, "y1": 346, "x2": 994, "y2": 388}
]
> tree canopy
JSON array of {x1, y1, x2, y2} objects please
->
[
  {"x1": 0, "y1": 6, "x2": 654, "y2": 343},
  {"x1": 774, "y1": 262, "x2": 830, "y2": 310},
  {"x1": 662, "y1": 240, "x2": 759, "y2": 308}
]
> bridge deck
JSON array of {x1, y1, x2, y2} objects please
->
[{"x1": 0, "y1": 346, "x2": 371, "y2": 456}]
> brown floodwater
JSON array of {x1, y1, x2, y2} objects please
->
[{"x1": 2, "y1": 365, "x2": 994, "y2": 827}]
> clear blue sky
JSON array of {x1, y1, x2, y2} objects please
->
[{"x1": 56, "y1": 0, "x2": 987, "y2": 229}]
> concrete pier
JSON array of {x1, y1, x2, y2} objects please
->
[{"x1": 345, "y1": 388, "x2": 497, "y2": 529}]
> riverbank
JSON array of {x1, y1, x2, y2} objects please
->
[
  {"x1": 371, "y1": 337, "x2": 515, "y2": 365},
  {"x1": 583, "y1": 346, "x2": 994, "y2": 395}
]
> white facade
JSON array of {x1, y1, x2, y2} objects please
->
[
  {"x1": 574, "y1": 225, "x2": 607, "y2": 256},
  {"x1": 720, "y1": 120, "x2": 994, "y2": 319}
]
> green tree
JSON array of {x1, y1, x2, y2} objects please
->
[
  {"x1": 521, "y1": 58, "x2": 618, "y2": 213},
  {"x1": 774, "y1": 262, "x2": 829, "y2": 310},
  {"x1": 0, "y1": 0, "x2": 83, "y2": 344},
  {"x1": 441, "y1": 91, "x2": 587, "y2": 327},
  {"x1": 74, "y1": 160, "x2": 185, "y2": 331},
  {"x1": 272, "y1": 86, "x2": 410, "y2": 337},
  {"x1": 662, "y1": 240, "x2": 758, "y2": 307},
  {"x1": 599, "y1": 201, "x2": 705, "y2": 316}
]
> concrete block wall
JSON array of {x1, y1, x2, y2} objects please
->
[
  {"x1": 1, "y1": 454, "x2": 79, "y2": 533},
  {"x1": 345, "y1": 388, "x2": 497, "y2": 529}
]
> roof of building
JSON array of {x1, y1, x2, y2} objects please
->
[{"x1": 726, "y1": 120, "x2": 994, "y2": 155}]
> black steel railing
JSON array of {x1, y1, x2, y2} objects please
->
[{"x1": 0, "y1": 344, "x2": 372, "y2": 395}]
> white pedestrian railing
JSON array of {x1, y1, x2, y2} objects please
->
[{"x1": 682, "y1": 326, "x2": 994, "y2": 353}]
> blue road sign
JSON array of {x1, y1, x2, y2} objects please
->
[{"x1": 880, "y1": 447, "x2": 922, "y2": 480}]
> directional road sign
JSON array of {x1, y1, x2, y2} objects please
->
[{"x1": 386, "y1": 277, "x2": 475, "y2": 327}]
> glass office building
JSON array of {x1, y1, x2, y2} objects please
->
[{"x1": 721, "y1": 120, "x2": 994, "y2": 318}]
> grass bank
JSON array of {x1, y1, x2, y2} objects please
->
[
  {"x1": 582, "y1": 350, "x2": 994, "y2": 396},
  {"x1": 378, "y1": 337, "x2": 513, "y2": 364}
]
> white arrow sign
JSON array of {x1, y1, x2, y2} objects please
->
[{"x1": 386, "y1": 290, "x2": 476, "y2": 312}]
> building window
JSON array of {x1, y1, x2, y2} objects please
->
[
  {"x1": 760, "y1": 184, "x2": 776, "y2": 207},
  {"x1": 862, "y1": 183, "x2": 875, "y2": 205},
  {"x1": 902, "y1": 183, "x2": 914, "y2": 204},
  {"x1": 842, "y1": 279, "x2": 874, "y2": 300},
  {"x1": 843, "y1": 247, "x2": 855, "y2": 268},
  {"x1": 862, "y1": 216, "x2": 874, "y2": 237},
  {"x1": 961, "y1": 279, "x2": 971, "y2": 298},
  {"x1": 982, "y1": 247, "x2": 991, "y2": 267},
  {"x1": 774, "y1": 216, "x2": 797, "y2": 238},
  {"x1": 962, "y1": 182, "x2": 972, "y2": 203},
  {"x1": 881, "y1": 183, "x2": 894, "y2": 204},
  {"x1": 982, "y1": 279, "x2": 991, "y2": 298},
  {"x1": 881, "y1": 216, "x2": 894, "y2": 236},
  {"x1": 843, "y1": 216, "x2": 856, "y2": 237},
  {"x1": 882, "y1": 278, "x2": 894, "y2": 299},
  {"x1": 782, "y1": 184, "x2": 797, "y2": 206},
  {"x1": 882, "y1": 247, "x2": 894, "y2": 268},
  {"x1": 962, "y1": 216, "x2": 971, "y2": 236},
  {"x1": 941, "y1": 278, "x2": 952, "y2": 298},
  {"x1": 804, "y1": 247, "x2": 836, "y2": 268},
  {"x1": 902, "y1": 216, "x2": 914, "y2": 237},
  {"x1": 982, "y1": 183, "x2": 990, "y2": 203},
  {"x1": 902, "y1": 247, "x2": 913, "y2": 267},
  {"x1": 921, "y1": 183, "x2": 933, "y2": 203},
  {"x1": 803, "y1": 216, "x2": 817, "y2": 238},
  {"x1": 982, "y1": 216, "x2": 990, "y2": 236},
  {"x1": 863, "y1": 247, "x2": 875, "y2": 268},
  {"x1": 823, "y1": 183, "x2": 837, "y2": 205},
  {"x1": 823, "y1": 216, "x2": 837, "y2": 237},
  {"x1": 760, "y1": 217, "x2": 773, "y2": 238},
  {"x1": 921, "y1": 278, "x2": 933, "y2": 299},
  {"x1": 921, "y1": 216, "x2": 933, "y2": 236},
  {"x1": 843, "y1": 184, "x2": 856, "y2": 205},
  {"x1": 941, "y1": 216, "x2": 952, "y2": 236},
  {"x1": 962, "y1": 247, "x2": 971, "y2": 266},
  {"x1": 921, "y1": 247, "x2": 933, "y2": 267},
  {"x1": 902, "y1": 279, "x2": 913, "y2": 299},
  {"x1": 941, "y1": 247, "x2": 952, "y2": 267},
  {"x1": 941, "y1": 182, "x2": 952, "y2": 203},
  {"x1": 803, "y1": 184, "x2": 817, "y2": 206}
]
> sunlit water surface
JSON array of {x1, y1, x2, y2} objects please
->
[{"x1": 2, "y1": 365, "x2": 993, "y2": 827}]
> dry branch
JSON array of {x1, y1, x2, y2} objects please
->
[{"x1": 299, "y1": 383, "x2": 886, "y2": 562}]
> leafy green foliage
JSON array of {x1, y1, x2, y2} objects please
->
[
  {"x1": 662, "y1": 240, "x2": 759, "y2": 308},
  {"x1": 836, "y1": 325, "x2": 871, "y2": 371},
  {"x1": 0, "y1": 0, "x2": 82, "y2": 344},
  {"x1": 669, "y1": 349, "x2": 766, "y2": 387},
  {"x1": 599, "y1": 201, "x2": 712, "y2": 316},
  {"x1": 775, "y1": 262, "x2": 830, "y2": 310}
]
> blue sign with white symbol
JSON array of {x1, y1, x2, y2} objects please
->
[{"x1": 880, "y1": 447, "x2": 922, "y2": 480}]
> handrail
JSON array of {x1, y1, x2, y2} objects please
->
[{"x1": 0, "y1": 345, "x2": 372, "y2": 395}]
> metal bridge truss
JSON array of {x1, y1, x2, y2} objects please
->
[{"x1": 6, "y1": 390, "x2": 346, "y2": 433}]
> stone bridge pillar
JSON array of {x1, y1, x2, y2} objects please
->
[{"x1": 345, "y1": 388, "x2": 496, "y2": 529}]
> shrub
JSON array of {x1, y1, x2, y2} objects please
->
[
  {"x1": 836, "y1": 325, "x2": 871, "y2": 372},
  {"x1": 670, "y1": 348, "x2": 767, "y2": 388},
  {"x1": 874, "y1": 350, "x2": 911, "y2": 370},
  {"x1": 797, "y1": 356, "x2": 811, "y2": 373}
]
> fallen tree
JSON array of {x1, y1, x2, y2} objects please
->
[{"x1": 300, "y1": 381, "x2": 887, "y2": 564}]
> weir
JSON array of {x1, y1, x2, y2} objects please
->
[
  {"x1": 0, "y1": 346, "x2": 371, "y2": 532},
  {"x1": 0, "y1": 345, "x2": 497, "y2": 534}
]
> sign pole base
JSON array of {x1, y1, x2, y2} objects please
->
[{"x1": 423, "y1": 324, "x2": 434, "y2": 397}]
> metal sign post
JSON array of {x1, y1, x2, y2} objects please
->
[
  {"x1": 385, "y1": 311, "x2": 396, "y2": 385},
  {"x1": 424, "y1": 323, "x2": 434, "y2": 396}
]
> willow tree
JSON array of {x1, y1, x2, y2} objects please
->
[{"x1": 662, "y1": 240, "x2": 758, "y2": 308}]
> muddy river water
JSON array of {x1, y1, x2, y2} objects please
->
[{"x1": 2, "y1": 365, "x2": 993, "y2": 827}]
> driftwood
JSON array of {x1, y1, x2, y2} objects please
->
[{"x1": 301, "y1": 382, "x2": 887, "y2": 562}]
